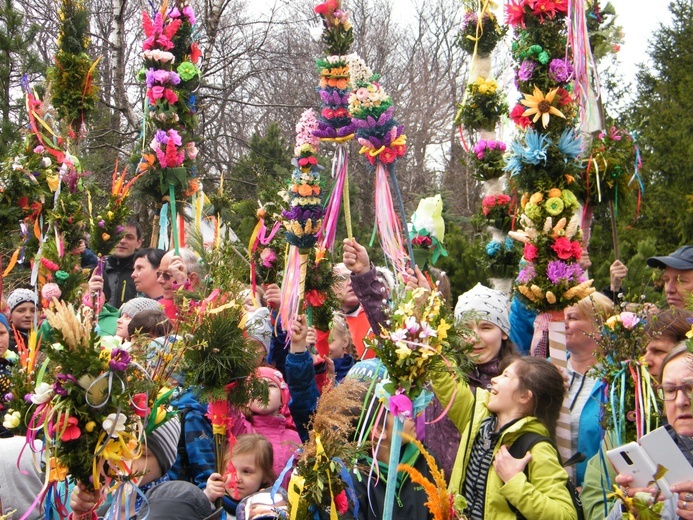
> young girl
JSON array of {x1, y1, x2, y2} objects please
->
[
  {"x1": 427, "y1": 283, "x2": 516, "y2": 477},
  {"x1": 6, "y1": 288, "x2": 38, "y2": 353},
  {"x1": 205, "y1": 434, "x2": 276, "y2": 518},
  {"x1": 434, "y1": 356, "x2": 577, "y2": 519},
  {"x1": 328, "y1": 312, "x2": 356, "y2": 382}
]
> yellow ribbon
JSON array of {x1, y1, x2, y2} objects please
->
[
  {"x1": 288, "y1": 475, "x2": 306, "y2": 520},
  {"x1": 320, "y1": 134, "x2": 354, "y2": 143}
]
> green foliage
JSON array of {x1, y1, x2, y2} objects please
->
[
  {"x1": 0, "y1": 0, "x2": 42, "y2": 157},
  {"x1": 48, "y1": 0, "x2": 98, "y2": 130},
  {"x1": 435, "y1": 222, "x2": 490, "y2": 299},
  {"x1": 625, "y1": 0, "x2": 693, "y2": 248},
  {"x1": 456, "y1": 11, "x2": 507, "y2": 56}
]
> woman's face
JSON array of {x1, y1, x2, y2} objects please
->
[
  {"x1": 564, "y1": 305, "x2": 599, "y2": 354},
  {"x1": 132, "y1": 257, "x2": 159, "y2": 297},
  {"x1": 469, "y1": 320, "x2": 505, "y2": 365},
  {"x1": 662, "y1": 355, "x2": 693, "y2": 437},
  {"x1": 644, "y1": 337, "x2": 678, "y2": 381},
  {"x1": 226, "y1": 452, "x2": 265, "y2": 501},
  {"x1": 10, "y1": 302, "x2": 36, "y2": 331}
]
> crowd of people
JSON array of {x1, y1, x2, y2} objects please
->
[{"x1": 2, "y1": 225, "x2": 693, "y2": 520}]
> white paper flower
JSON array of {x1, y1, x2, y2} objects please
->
[
  {"x1": 30, "y1": 382, "x2": 54, "y2": 404},
  {"x1": 40, "y1": 157, "x2": 52, "y2": 168},
  {"x1": 2, "y1": 410, "x2": 21, "y2": 429},
  {"x1": 102, "y1": 413, "x2": 127, "y2": 437}
]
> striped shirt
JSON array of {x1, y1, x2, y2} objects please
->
[{"x1": 462, "y1": 416, "x2": 499, "y2": 520}]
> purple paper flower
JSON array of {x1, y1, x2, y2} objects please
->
[
  {"x1": 53, "y1": 373, "x2": 77, "y2": 396},
  {"x1": 109, "y1": 348, "x2": 131, "y2": 372},
  {"x1": 548, "y1": 58, "x2": 574, "y2": 83},
  {"x1": 517, "y1": 264, "x2": 536, "y2": 284},
  {"x1": 546, "y1": 260, "x2": 584, "y2": 284},
  {"x1": 518, "y1": 60, "x2": 536, "y2": 82},
  {"x1": 473, "y1": 140, "x2": 487, "y2": 154},
  {"x1": 155, "y1": 129, "x2": 168, "y2": 144},
  {"x1": 182, "y1": 5, "x2": 196, "y2": 25},
  {"x1": 3, "y1": 392, "x2": 13, "y2": 401}
]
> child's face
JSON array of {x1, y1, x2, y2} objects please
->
[
  {"x1": 226, "y1": 452, "x2": 265, "y2": 500},
  {"x1": 10, "y1": 302, "x2": 36, "y2": 331},
  {"x1": 487, "y1": 362, "x2": 526, "y2": 415},
  {"x1": 0, "y1": 326, "x2": 8, "y2": 356},
  {"x1": 249, "y1": 378, "x2": 282, "y2": 416},
  {"x1": 116, "y1": 314, "x2": 132, "y2": 339},
  {"x1": 469, "y1": 320, "x2": 505, "y2": 365},
  {"x1": 328, "y1": 331, "x2": 348, "y2": 360}
]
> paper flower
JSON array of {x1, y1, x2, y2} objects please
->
[
  {"x1": 102, "y1": 413, "x2": 127, "y2": 437},
  {"x1": 520, "y1": 86, "x2": 566, "y2": 128},
  {"x1": 31, "y1": 382, "x2": 54, "y2": 405}
]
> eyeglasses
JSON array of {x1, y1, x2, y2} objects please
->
[
  {"x1": 156, "y1": 271, "x2": 172, "y2": 282},
  {"x1": 656, "y1": 384, "x2": 693, "y2": 401}
]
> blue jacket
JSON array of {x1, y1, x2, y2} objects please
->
[
  {"x1": 575, "y1": 377, "x2": 607, "y2": 486},
  {"x1": 285, "y1": 350, "x2": 320, "y2": 443},
  {"x1": 333, "y1": 354, "x2": 355, "y2": 383},
  {"x1": 167, "y1": 389, "x2": 215, "y2": 490}
]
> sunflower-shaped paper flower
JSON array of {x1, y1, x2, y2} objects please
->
[{"x1": 520, "y1": 86, "x2": 566, "y2": 129}]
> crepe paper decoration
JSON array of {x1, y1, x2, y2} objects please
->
[
  {"x1": 408, "y1": 195, "x2": 448, "y2": 269},
  {"x1": 348, "y1": 54, "x2": 412, "y2": 277}
]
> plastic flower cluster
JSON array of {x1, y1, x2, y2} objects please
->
[
  {"x1": 138, "y1": 1, "x2": 201, "y2": 199},
  {"x1": 482, "y1": 193, "x2": 511, "y2": 220},
  {"x1": 485, "y1": 237, "x2": 521, "y2": 279},
  {"x1": 504, "y1": 128, "x2": 583, "y2": 192},
  {"x1": 347, "y1": 54, "x2": 406, "y2": 166},
  {"x1": 408, "y1": 195, "x2": 448, "y2": 267},
  {"x1": 469, "y1": 139, "x2": 507, "y2": 181},
  {"x1": 314, "y1": 0, "x2": 354, "y2": 56},
  {"x1": 455, "y1": 76, "x2": 508, "y2": 132},
  {"x1": 282, "y1": 109, "x2": 324, "y2": 248},
  {"x1": 590, "y1": 305, "x2": 655, "y2": 443},
  {"x1": 368, "y1": 287, "x2": 468, "y2": 401},
  {"x1": 1, "y1": 331, "x2": 41, "y2": 436},
  {"x1": 89, "y1": 166, "x2": 141, "y2": 256},
  {"x1": 26, "y1": 301, "x2": 157, "y2": 500},
  {"x1": 581, "y1": 125, "x2": 638, "y2": 206},
  {"x1": 313, "y1": 55, "x2": 356, "y2": 141},
  {"x1": 509, "y1": 187, "x2": 595, "y2": 310},
  {"x1": 457, "y1": 9, "x2": 508, "y2": 56}
]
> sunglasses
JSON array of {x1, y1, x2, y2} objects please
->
[{"x1": 156, "y1": 271, "x2": 172, "y2": 282}]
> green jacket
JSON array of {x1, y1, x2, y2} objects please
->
[{"x1": 434, "y1": 371, "x2": 578, "y2": 520}]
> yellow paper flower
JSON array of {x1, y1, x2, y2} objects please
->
[
  {"x1": 46, "y1": 173, "x2": 60, "y2": 192},
  {"x1": 436, "y1": 319, "x2": 450, "y2": 341},
  {"x1": 520, "y1": 86, "x2": 566, "y2": 128},
  {"x1": 395, "y1": 343, "x2": 412, "y2": 360}
]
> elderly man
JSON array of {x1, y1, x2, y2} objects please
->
[
  {"x1": 157, "y1": 248, "x2": 202, "y2": 322},
  {"x1": 647, "y1": 245, "x2": 693, "y2": 309}
]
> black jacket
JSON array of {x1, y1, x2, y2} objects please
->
[{"x1": 103, "y1": 254, "x2": 137, "y2": 308}]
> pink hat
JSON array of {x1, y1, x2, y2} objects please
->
[{"x1": 255, "y1": 367, "x2": 291, "y2": 418}]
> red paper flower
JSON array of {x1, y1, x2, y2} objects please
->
[
  {"x1": 523, "y1": 243, "x2": 539, "y2": 262},
  {"x1": 334, "y1": 490, "x2": 349, "y2": 514},
  {"x1": 510, "y1": 103, "x2": 531, "y2": 128},
  {"x1": 52, "y1": 415, "x2": 81, "y2": 442},
  {"x1": 571, "y1": 240, "x2": 582, "y2": 260},
  {"x1": 190, "y1": 42, "x2": 202, "y2": 64},
  {"x1": 132, "y1": 393, "x2": 150, "y2": 418},
  {"x1": 379, "y1": 147, "x2": 398, "y2": 164},
  {"x1": 314, "y1": 0, "x2": 338, "y2": 16},
  {"x1": 551, "y1": 237, "x2": 574, "y2": 260},
  {"x1": 304, "y1": 289, "x2": 327, "y2": 307},
  {"x1": 505, "y1": 0, "x2": 527, "y2": 27}
]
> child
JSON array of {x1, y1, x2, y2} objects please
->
[
  {"x1": 434, "y1": 356, "x2": 578, "y2": 519},
  {"x1": 115, "y1": 298, "x2": 163, "y2": 340},
  {"x1": 328, "y1": 312, "x2": 356, "y2": 382},
  {"x1": 204, "y1": 434, "x2": 276, "y2": 518},
  {"x1": 241, "y1": 368, "x2": 301, "y2": 479},
  {"x1": 6, "y1": 288, "x2": 38, "y2": 353}
]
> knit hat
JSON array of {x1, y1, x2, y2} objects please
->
[
  {"x1": 137, "y1": 481, "x2": 222, "y2": 520},
  {"x1": 454, "y1": 282, "x2": 511, "y2": 336},
  {"x1": 345, "y1": 358, "x2": 388, "y2": 384},
  {"x1": 246, "y1": 307, "x2": 272, "y2": 354},
  {"x1": 119, "y1": 297, "x2": 162, "y2": 318},
  {"x1": 7, "y1": 289, "x2": 38, "y2": 313},
  {"x1": 255, "y1": 367, "x2": 291, "y2": 417},
  {"x1": 146, "y1": 416, "x2": 181, "y2": 474},
  {"x1": 0, "y1": 314, "x2": 9, "y2": 332}
]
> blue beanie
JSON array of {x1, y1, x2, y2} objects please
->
[{"x1": 0, "y1": 314, "x2": 9, "y2": 332}]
